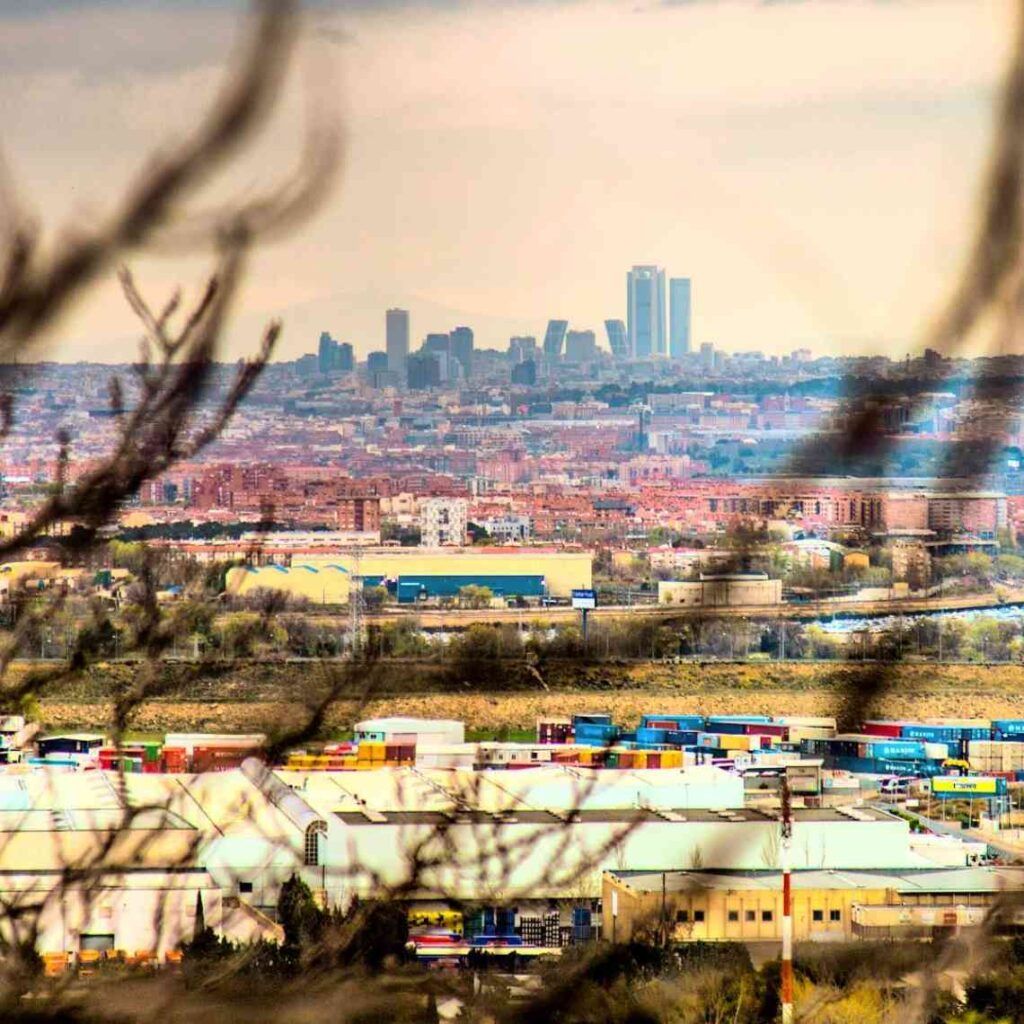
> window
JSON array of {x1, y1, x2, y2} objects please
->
[
  {"x1": 812, "y1": 910, "x2": 824, "y2": 922},
  {"x1": 829, "y1": 910, "x2": 841, "y2": 922},
  {"x1": 728, "y1": 910, "x2": 739, "y2": 923},
  {"x1": 239, "y1": 881, "x2": 253, "y2": 895},
  {"x1": 304, "y1": 820, "x2": 327, "y2": 867},
  {"x1": 675, "y1": 909, "x2": 689, "y2": 923},
  {"x1": 745, "y1": 910, "x2": 755, "y2": 922},
  {"x1": 761, "y1": 910, "x2": 773, "y2": 922},
  {"x1": 693, "y1": 910, "x2": 705, "y2": 923}
]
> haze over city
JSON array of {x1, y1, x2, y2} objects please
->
[{"x1": 0, "y1": 0, "x2": 1012, "y2": 361}]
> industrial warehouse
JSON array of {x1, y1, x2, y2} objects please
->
[
  {"x1": 224, "y1": 548, "x2": 593, "y2": 604},
  {"x1": 1, "y1": 710, "x2": 1023, "y2": 966}
]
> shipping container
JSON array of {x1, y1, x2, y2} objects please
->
[
  {"x1": 640, "y1": 714, "x2": 704, "y2": 732},
  {"x1": 862, "y1": 722, "x2": 904, "y2": 738}
]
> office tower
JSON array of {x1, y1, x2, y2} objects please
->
[
  {"x1": 509, "y1": 336, "x2": 537, "y2": 363},
  {"x1": 669, "y1": 277, "x2": 691, "y2": 359},
  {"x1": 604, "y1": 319, "x2": 628, "y2": 360},
  {"x1": 366, "y1": 351, "x2": 389, "y2": 373},
  {"x1": 699, "y1": 342, "x2": 714, "y2": 370},
  {"x1": 407, "y1": 352, "x2": 441, "y2": 390},
  {"x1": 423, "y1": 333, "x2": 450, "y2": 355},
  {"x1": 542, "y1": 319, "x2": 569, "y2": 360},
  {"x1": 338, "y1": 341, "x2": 354, "y2": 373},
  {"x1": 564, "y1": 329, "x2": 597, "y2": 363},
  {"x1": 450, "y1": 326, "x2": 474, "y2": 378},
  {"x1": 626, "y1": 265, "x2": 665, "y2": 358},
  {"x1": 511, "y1": 359, "x2": 537, "y2": 385},
  {"x1": 386, "y1": 308, "x2": 410, "y2": 378},
  {"x1": 318, "y1": 331, "x2": 339, "y2": 374}
]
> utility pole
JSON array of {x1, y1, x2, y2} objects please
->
[
  {"x1": 348, "y1": 547, "x2": 363, "y2": 658},
  {"x1": 780, "y1": 777, "x2": 794, "y2": 1024}
]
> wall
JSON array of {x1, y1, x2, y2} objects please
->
[
  {"x1": 658, "y1": 578, "x2": 782, "y2": 607},
  {"x1": 602, "y1": 874, "x2": 890, "y2": 944}
]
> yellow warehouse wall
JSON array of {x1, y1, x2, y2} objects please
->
[{"x1": 226, "y1": 549, "x2": 592, "y2": 603}]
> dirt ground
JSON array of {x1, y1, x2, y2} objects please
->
[{"x1": 38, "y1": 684, "x2": 1024, "y2": 735}]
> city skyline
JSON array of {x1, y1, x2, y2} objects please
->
[{"x1": 0, "y1": 0, "x2": 1011, "y2": 362}]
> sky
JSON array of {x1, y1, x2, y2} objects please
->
[{"x1": 0, "y1": 0, "x2": 1014, "y2": 362}]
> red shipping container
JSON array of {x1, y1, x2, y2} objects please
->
[
  {"x1": 142, "y1": 760, "x2": 163, "y2": 774},
  {"x1": 745, "y1": 723, "x2": 786, "y2": 737},
  {"x1": 646, "y1": 753, "x2": 661, "y2": 769},
  {"x1": 862, "y1": 722, "x2": 903, "y2": 738}
]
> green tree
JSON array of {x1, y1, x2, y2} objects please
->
[{"x1": 458, "y1": 584, "x2": 493, "y2": 609}]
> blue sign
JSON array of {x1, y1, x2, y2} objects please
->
[{"x1": 572, "y1": 589, "x2": 597, "y2": 610}]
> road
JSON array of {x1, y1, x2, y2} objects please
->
[
  {"x1": 874, "y1": 802, "x2": 1024, "y2": 862},
  {"x1": 312, "y1": 588, "x2": 1024, "y2": 629}
]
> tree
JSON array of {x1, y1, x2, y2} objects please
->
[{"x1": 458, "y1": 584, "x2": 493, "y2": 609}]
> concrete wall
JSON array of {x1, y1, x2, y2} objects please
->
[
  {"x1": 658, "y1": 578, "x2": 782, "y2": 607},
  {"x1": 603, "y1": 874, "x2": 890, "y2": 944}
]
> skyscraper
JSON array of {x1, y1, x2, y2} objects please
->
[
  {"x1": 386, "y1": 308, "x2": 410, "y2": 379},
  {"x1": 669, "y1": 277, "x2": 692, "y2": 359},
  {"x1": 338, "y1": 341, "x2": 354, "y2": 373},
  {"x1": 509, "y1": 336, "x2": 537, "y2": 363},
  {"x1": 450, "y1": 326, "x2": 474, "y2": 378},
  {"x1": 423, "y1": 333, "x2": 450, "y2": 355},
  {"x1": 604, "y1": 319, "x2": 628, "y2": 360},
  {"x1": 542, "y1": 320, "x2": 568, "y2": 360},
  {"x1": 626, "y1": 266, "x2": 665, "y2": 358},
  {"x1": 318, "y1": 331, "x2": 339, "y2": 374}
]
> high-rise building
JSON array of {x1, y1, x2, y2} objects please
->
[
  {"x1": 542, "y1": 320, "x2": 568, "y2": 360},
  {"x1": 627, "y1": 266, "x2": 665, "y2": 358},
  {"x1": 699, "y1": 342, "x2": 714, "y2": 370},
  {"x1": 669, "y1": 277, "x2": 691, "y2": 359},
  {"x1": 407, "y1": 352, "x2": 441, "y2": 390},
  {"x1": 386, "y1": 308, "x2": 410, "y2": 379},
  {"x1": 509, "y1": 336, "x2": 537, "y2": 363},
  {"x1": 367, "y1": 351, "x2": 389, "y2": 373},
  {"x1": 318, "y1": 331, "x2": 340, "y2": 374},
  {"x1": 450, "y1": 326, "x2": 474, "y2": 378},
  {"x1": 423, "y1": 333, "x2": 450, "y2": 355},
  {"x1": 338, "y1": 341, "x2": 354, "y2": 373},
  {"x1": 604, "y1": 319, "x2": 628, "y2": 360},
  {"x1": 564, "y1": 329, "x2": 597, "y2": 363},
  {"x1": 510, "y1": 359, "x2": 537, "y2": 386}
]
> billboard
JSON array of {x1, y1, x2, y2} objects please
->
[
  {"x1": 571, "y1": 589, "x2": 597, "y2": 610},
  {"x1": 931, "y1": 775, "x2": 1005, "y2": 799}
]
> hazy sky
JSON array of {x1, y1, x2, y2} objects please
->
[{"x1": 0, "y1": 0, "x2": 1013, "y2": 361}]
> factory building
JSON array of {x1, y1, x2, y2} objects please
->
[
  {"x1": 225, "y1": 548, "x2": 592, "y2": 603},
  {"x1": 603, "y1": 866, "x2": 1024, "y2": 944},
  {"x1": 0, "y1": 755, "x2": 999, "y2": 957}
]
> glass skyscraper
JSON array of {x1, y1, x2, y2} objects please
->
[
  {"x1": 386, "y1": 308, "x2": 410, "y2": 379},
  {"x1": 626, "y1": 266, "x2": 665, "y2": 358},
  {"x1": 542, "y1": 319, "x2": 569, "y2": 359},
  {"x1": 604, "y1": 319, "x2": 628, "y2": 360},
  {"x1": 669, "y1": 277, "x2": 691, "y2": 359}
]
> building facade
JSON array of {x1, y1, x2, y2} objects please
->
[
  {"x1": 421, "y1": 497, "x2": 469, "y2": 547},
  {"x1": 627, "y1": 266, "x2": 666, "y2": 358},
  {"x1": 669, "y1": 277, "x2": 691, "y2": 358},
  {"x1": 386, "y1": 308, "x2": 410, "y2": 379}
]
